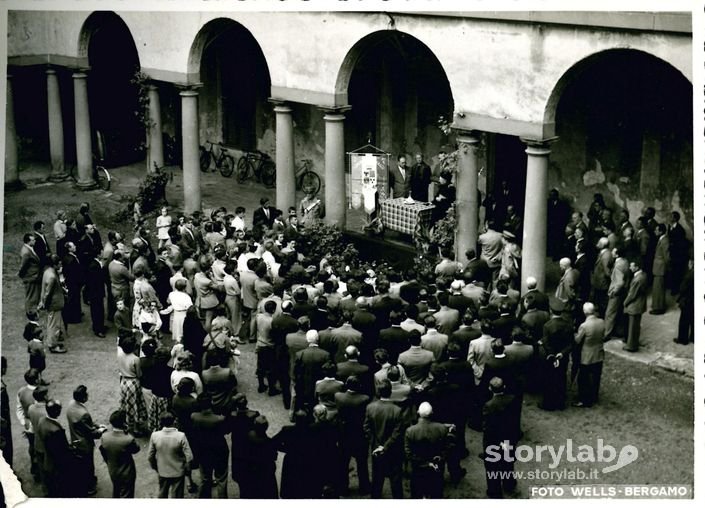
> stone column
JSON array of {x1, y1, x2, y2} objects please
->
[
  {"x1": 73, "y1": 71, "x2": 95, "y2": 189},
  {"x1": 455, "y1": 131, "x2": 481, "y2": 265},
  {"x1": 147, "y1": 84, "x2": 164, "y2": 172},
  {"x1": 5, "y1": 74, "x2": 22, "y2": 190},
  {"x1": 46, "y1": 68, "x2": 67, "y2": 181},
  {"x1": 322, "y1": 107, "x2": 349, "y2": 228},
  {"x1": 520, "y1": 138, "x2": 555, "y2": 293},
  {"x1": 181, "y1": 88, "x2": 201, "y2": 214},
  {"x1": 273, "y1": 102, "x2": 295, "y2": 212}
]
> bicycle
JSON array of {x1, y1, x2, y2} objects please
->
[
  {"x1": 200, "y1": 140, "x2": 235, "y2": 177},
  {"x1": 236, "y1": 150, "x2": 276, "y2": 187},
  {"x1": 67, "y1": 159, "x2": 112, "y2": 191},
  {"x1": 295, "y1": 159, "x2": 321, "y2": 195}
]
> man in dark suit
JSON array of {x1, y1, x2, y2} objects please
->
[
  {"x1": 252, "y1": 197, "x2": 277, "y2": 239},
  {"x1": 538, "y1": 299, "x2": 574, "y2": 411},
  {"x1": 409, "y1": 153, "x2": 432, "y2": 202},
  {"x1": 673, "y1": 258, "x2": 694, "y2": 345},
  {"x1": 18, "y1": 233, "x2": 42, "y2": 318},
  {"x1": 521, "y1": 294, "x2": 550, "y2": 346},
  {"x1": 504, "y1": 328, "x2": 533, "y2": 423},
  {"x1": 650, "y1": 224, "x2": 669, "y2": 314},
  {"x1": 66, "y1": 385, "x2": 106, "y2": 496},
  {"x1": 336, "y1": 346, "x2": 372, "y2": 397},
  {"x1": 99, "y1": 409, "x2": 140, "y2": 498},
  {"x1": 464, "y1": 249, "x2": 491, "y2": 287},
  {"x1": 33, "y1": 220, "x2": 51, "y2": 267},
  {"x1": 86, "y1": 254, "x2": 107, "y2": 337},
  {"x1": 404, "y1": 402, "x2": 452, "y2": 499},
  {"x1": 294, "y1": 330, "x2": 331, "y2": 411},
  {"x1": 667, "y1": 211, "x2": 688, "y2": 294},
  {"x1": 547, "y1": 189, "x2": 570, "y2": 260},
  {"x1": 378, "y1": 311, "x2": 411, "y2": 365},
  {"x1": 335, "y1": 376, "x2": 371, "y2": 495},
  {"x1": 190, "y1": 394, "x2": 228, "y2": 498},
  {"x1": 574, "y1": 303, "x2": 605, "y2": 407},
  {"x1": 517, "y1": 277, "x2": 548, "y2": 317},
  {"x1": 491, "y1": 302, "x2": 518, "y2": 346},
  {"x1": 272, "y1": 301, "x2": 300, "y2": 410},
  {"x1": 370, "y1": 280, "x2": 400, "y2": 331},
  {"x1": 624, "y1": 260, "x2": 649, "y2": 352},
  {"x1": 482, "y1": 377, "x2": 518, "y2": 498},
  {"x1": 352, "y1": 297, "x2": 378, "y2": 365},
  {"x1": 36, "y1": 400, "x2": 74, "y2": 497},
  {"x1": 229, "y1": 394, "x2": 260, "y2": 492},
  {"x1": 78, "y1": 223, "x2": 103, "y2": 267},
  {"x1": 389, "y1": 155, "x2": 411, "y2": 199},
  {"x1": 363, "y1": 379, "x2": 405, "y2": 499},
  {"x1": 450, "y1": 311, "x2": 481, "y2": 359},
  {"x1": 62, "y1": 241, "x2": 84, "y2": 324},
  {"x1": 635, "y1": 217, "x2": 653, "y2": 276}
]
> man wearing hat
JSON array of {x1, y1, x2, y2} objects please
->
[
  {"x1": 538, "y1": 298, "x2": 574, "y2": 411},
  {"x1": 404, "y1": 401, "x2": 453, "y2": 499}
]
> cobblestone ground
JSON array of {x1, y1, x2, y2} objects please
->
[{"x1": 0, "y1": 162, "x2": 694, "y2": 499}]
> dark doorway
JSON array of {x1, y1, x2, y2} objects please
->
[
  {"x1": 345, "y1": 31, "x2": 453, "y2": 158},
  {"x1": 86, "y1": 12, "x2": 142, "y2": 167},
  {"x1": 491, "y1": 133, "x2": 527, "y2": 215},
  {"x1": 199, "y1": 21, "x2": 271, "y2": 150}
]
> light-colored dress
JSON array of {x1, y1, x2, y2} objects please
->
[
  {"x1": 164, "y1": 290, "x2": 193, "y2": 342},
  {"x1": 156, "y1": 214, "x2": 173, "y2": 240}
]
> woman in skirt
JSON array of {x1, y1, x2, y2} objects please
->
[
  {"x1": 145, "y1": 348, "x2": 174, "y2": 432},
  {"x1": 117, "y1": 334, "x2": 148, "y2": 436},
  {"x1": 160, "y1": 278, "x2": 193, "y2": 343}
]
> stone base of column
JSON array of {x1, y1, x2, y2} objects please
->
[
  {"x1": 47, "y1": 172, "x2": 70, "y2": 183},
  {"x1": 4, "y1": 180, "x2": 25, "y2": 192},
  {"x1": 76, "y1": 179, "x2": 98, "y2": 191}
]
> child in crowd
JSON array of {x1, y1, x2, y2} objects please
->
[
  {"x1": 23, "y1": 321, "x2": 49, "y2": 385},
  {"x1": 156, "y1": 206, "x2": 173, "y2": 249}
]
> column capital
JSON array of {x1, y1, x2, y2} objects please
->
[
  {"x1": 320, "y1": 105, "x2": 351, "y2": 116},
  {"x1": 46, "y1": 66, "x2": 57, "y2": 76},
  {"x1": 521, "y1": 136, "x2": 558, "y2": 155},
  {"x1": 269, "y1": 99, "x2": 292, "y2": 114},
  {"x1": 72, "y1": 71, "x2": 89, "y2": 80},
  {"x1": 453, "y1": 128, "x2": 481, "y2": 144}
]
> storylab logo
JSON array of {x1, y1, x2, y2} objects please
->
[{"x1": 485, "y1": 439, "x2": 639, "y2": 473}]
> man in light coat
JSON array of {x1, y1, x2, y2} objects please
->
[{"x1": 574, "y1": 303, "x2": 605, "y2": 407}]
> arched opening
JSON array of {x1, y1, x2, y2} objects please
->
[
  {"x1": 189, "y1": 18, "x2": 271, "y2": 150},
  {"x1": 338, "y1": 30, "x2": 454, "y2": 159},
  {"x1": 547, "y1": 49, "x2": 692, "y2": 235},
  {"x1": 81, "y1": 11, "x2": 143, "y2": 167}
]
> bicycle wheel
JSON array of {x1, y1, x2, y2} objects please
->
[
  {"x1": 299, "y1": 170, "x2": 321, "y2": 195},
  {"x1": 220, "y1": 155, "x2": 235, "y2": 177},
  {"x1": 199, "y1": 146, "x2": 211, "y2": 172},
  {"x1": 96, "y1": 166, "x2": 111, "y2": 191},
  {"x1": 261, "y1": 160, "x2": 276, "y2": 188},
  {"x1": 236, "y1": 156, "x2": 251, "y2": 183}
]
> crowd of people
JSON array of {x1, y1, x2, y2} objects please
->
[{"x1": 0, "y1": 182, "x2": 693, "y2": 499}]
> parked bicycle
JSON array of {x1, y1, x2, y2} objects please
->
[
  {"x1": 295, "y1": 159, "x2": 321, "y2": 195},
  {"x1": 68, "y1": 159, "x2": 112, "y2": 191},
  {"x1": 236, "y1": 150, "x2": 276, "y2": 187},
  {"x1": 200, "y1": 140, "x2": 235, "y2": 177}
]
